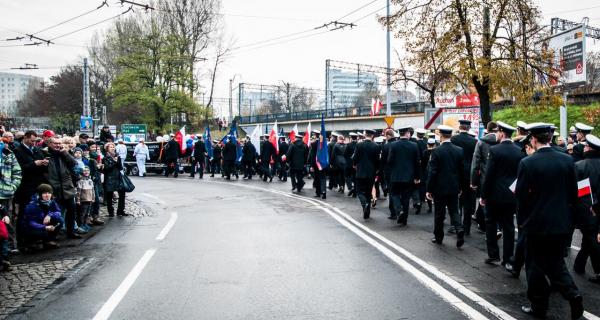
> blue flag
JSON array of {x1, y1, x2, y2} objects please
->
[
  {"x1": 316, "y1": 114, "x2": 329, "y2": 170},
  {"x1": 221, "y1": 120, "x2": 244, "y2": 164},
  {"x1": 204, "y1": 126, "x2": 213, "y2": 159}
]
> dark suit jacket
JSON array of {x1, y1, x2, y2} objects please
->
[
  {"x1": 481, "y1": 140, "x2": 524, "y2": 205},
  {"x1": 242, "y1": 143, "x2": 256, "y2": 163},
  {"x1": 352, "y1": 139, "x2": 380, "y2": 179},
  {"x1": 14, "y1": 143, "x2": 48, "y2": 203},
  {"x1": 381, "y1": 138, "x2": 397, "y2": 177},
  {"x1": 516, "y1": 147, "x2": 577, "y2": 235},
  {"x1": 451, "y1": 132, "x2": 477, "y2": 181},
  {"x1": 286, "y1": 140, "x2": 309, "y2": 170},
  {"x1": 222, "y1": 141, "x2": 237, "y2": 162},
  {"x1": 426, "y1": 142, "x2": 464, "y2": 196},
  {"x1": 193, "y1": 141, "x2": 206, "y2": 160},
  {"x1": 344, "y1": 140, "x2": 357, "y2": 169},
  {"x1": 575, "y1": 152, "x2": 600, "y2": 228},
  {"x1": 260, "y1": 141, "x2": 276, "y2": 163},
  {"x1": 387, "y1": 138, "x2": 420, "y2": 183}
]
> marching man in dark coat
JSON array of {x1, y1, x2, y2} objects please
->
[
  {"x1": 515, "y1": 123, "x2": 583, "y2": 319},
  {"x1": 387, "y1": 126, "x2": 420, "y2": 225},
  {"x1": 241, "y1": 137, "x2": 257, "y2": 180},
  {"x1": 344, "y1": 133, "x2": 358, "y2": 197},
  {"x1": 480, "y1": 121, "x2": 524, "y2": 266},
  {"x1": 451, "y1": 119, "x2": 477, "y2": 235},
  {"x1": 352, "y1": 129, "x2": 380, "y2": 219},
  {"x1": 285, "y1": 134, "x2": 309, "y2": 192},
  {"x1": 190, "y1": 136, "x2": 206, "y2": 179},
  {"x1": 426, "y1": 125, "x2": 465, "y2": 248}
]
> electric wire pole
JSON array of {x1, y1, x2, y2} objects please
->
[{"x1": 386, "y1": 0, "x2": 391, "y2": 116}]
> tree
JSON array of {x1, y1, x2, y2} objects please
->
[{"x1": 386, "y1": 0, "x2": 551, "y2": 123}]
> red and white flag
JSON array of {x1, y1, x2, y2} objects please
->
[
  {"x1": 303, "y1": 122, "x2": 311, "y2": 145},
  {"x1": 289, "y1": 124, "x2": 298, "y2": 141},
  {"x1": 174, "y1": 126, "x2": 186, "y2": 153},
  {"x1": 578, "y1": 178, "x2": 592, "y2": 198},
  {"x1": 370, "y1": 98, "x2": 383, "y2": 116},
  {"x1": 269, "y1": 121, "x2": 279, "y2": 155}
]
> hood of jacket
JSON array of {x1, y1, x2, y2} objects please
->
[{"x1": 481, "y1": 133, "x2": 498, "y2": 145}]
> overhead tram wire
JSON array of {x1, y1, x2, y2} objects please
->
[
  {"x1": 229, "y1": 0, "x2": 384, "y2": 55},
  {"x1": 351, "y1": 5, "x2": 387, "y2": 24},
  {"x1": 49, "y1": 12, "x2": 127, "y2": 41},
  {"x1": 31, "y1": 6, "x2": 103, "y2": 36}
]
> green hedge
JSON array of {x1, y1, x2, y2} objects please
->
[{"x1": 493, "y1": 103, "x2": 600, "y2": 135}]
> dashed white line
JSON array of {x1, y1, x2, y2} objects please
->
[
  {"x1": 92, "y1": 249, "x2": 156, "y2": 320},
  {"x1": 156, "y1": 212, "x2": 178, "y2": 241}
]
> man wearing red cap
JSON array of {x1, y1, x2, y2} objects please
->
[{"x1": 36, "y1": 130, "x2": 55, "y2": 149}]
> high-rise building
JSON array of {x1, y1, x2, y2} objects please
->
[
  {"x1": 327, "y1": 68, "x2": 379, "y2": 109},
  {"x1": 0, "y1": 72, "x2": 43, "y2": 116}
]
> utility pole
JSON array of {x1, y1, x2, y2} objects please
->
[
  {"x1": 386, "y1": 0, "x2": 391, "y2": 116},
  {"x1": 82, "y1": 58, "x2": 90, "y2": 117},
  {"x1": 325, "y1": 59, "x2": 330, "y2": 114},
  {"x1": 229, "y1": 78, "x2": 233, "y2": 124}
]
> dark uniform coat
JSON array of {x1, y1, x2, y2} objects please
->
[
  {"x1": 451, "y1": 132, "x2": 477, "y2": 184},
  {"x1": 344, "y1": 140, "x2": 357, "y2": 170},
  {"x1": 332, "y1": 143, "x2": 346, "y2": 170},
  {"x1": 426, "y1": 142, "x2": 464, "y2": 196},
  {"x1": 575, "y1": 152, "x2": 600, "y2": 228},
  {"x1": 286, "y1": 140, "x2": 308, "y2": 171},
  {"x1": 387, "y1": 138, "x2": 420, "y2": 183},
  {"x1": 352, "y1": 139, "x2": 380, "y2": 179},
  {"x1": 193, "y1": 140, "x2": 206, "y2": 161},
  {"x1": 516, "y1": 148, "x2": 577, "y2": 235},
  {"x1": 222, "y1": 140, "x2": 237, "y2": 162},
  {"x1": 241, "y1": 143, "x2": 256, "y2": 164},
  {"x1": 481, "y1": 141, "x2": 525, "y2": 204}
]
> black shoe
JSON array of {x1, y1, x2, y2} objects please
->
[
  {"x1": 269, "y1": 176, "x2": 273, "y2": 182},
  {"x1": 573, "y1": 264, "x2": 586, "y2": 275},
  {"x1": 485, "y1": 257, "x2": 501, "y2": 265},
  {"x1": 210, "y1": 174, "x2": 214, "y2": 177},
  {"x1": 521, "y1": 306, "x2": 546, "y2": 319},
  {"x1": 504, "y1": 263, "x2": 521, "y2": 278},
  {"x1": 590, "y1": 274, "x2": 600, "y2": 284},
  {"x1": 108, "y1": 213, "x2": 115, "y2": 217},
  {"x1": 414, "y1": 205, "x2": 421, "y2": 215},
  {"x1": 1, "y1": 260, "x2": 12, "y2": 271},
  {"x1": 387, "y1": 215, "x2": 397, "y2": 220},
  {"x1": 569, "y1": 295, "x2": 583, "y2": 320},
  {"x1": 347, "y1": 190, "x2": 354, "y2": 197},
  {"x1": 431, "y1": 238, "x2": 442, "y2": 245},
  {"x1": 456, "y1": 231, "x2": 465, "y2": 248},
  {"x1": 321, "y1": 193, "x2": 326, "y2": 200},
  {"x1": 67, "y1": 233, "x2": 82, "y2": 239},
  {"x1": 363, "y1": 203, "x2": 371, "y2": 219}
]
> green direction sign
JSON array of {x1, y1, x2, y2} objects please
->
[{"x1": 121, "y1": 124, "x2": 147, "y2": 142}]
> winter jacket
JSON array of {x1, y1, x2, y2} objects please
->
[
  {"x1": 0, "y1": 148, "x2": 22, "y2": 200},
  {"x1": 47, "y1": 149, "x2": 77, "y2": 201},
  {"x1": 102, "y1": 154, "x2": 123, "y2": 193},
  {"x1": 14, "y1": 143, "x2": 47, "y2": 203},
  {"x1": 164, "y1": 140, "x2": 181, "y2": 161},
  {"x1": 76, "y1": 178, "x2": 95, "y2": 203},
  {"x1": 21, "y1": 195, "x2": 62, "y2": 233},
  {"x1": 470, "y1": 133, "x2": 498, "y2": 188}
]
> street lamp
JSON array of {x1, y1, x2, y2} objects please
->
[{"x1": 229, "y1": 74, "x2": 241, "y2": 124}]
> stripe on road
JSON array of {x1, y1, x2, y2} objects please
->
[
  {"x1": 156, "y1": 212, "x2": 178, "y2": 241},
  {"x1": 92, "y1": 249, "x2": 156, "y2": 320},
  {"x1": 141, "y1": 193, "x2": 167, "y2": 205}
]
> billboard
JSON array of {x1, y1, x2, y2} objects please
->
[
  {"x1": 425, "y1": 107, "x2": 481, "y2": 136},
  {"x1": 434, "y1": 93, "x2": 480, "y2": 108},
  {"x1": 549, "y1": 25, "x2": 587, "y2": 86},
  {"x1": 121, "y1": 124, "x2": 147, "y2": 142},
  {"x1": 80, "y1": 116, "x2": 93, "y2": 133}
]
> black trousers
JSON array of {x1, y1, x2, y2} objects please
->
[
  {"x1": 190, "y1": 158, "x2": 205, "y2": 177},
  {"x1": 433, "y1": 194, "x2": 463, "y2": 242},
  {"x1": 345, "y1": 167, "x2": 355, "y2": 192},
  {"x1": 328, "y1": 168, "x2": 338, "y2": 189},
  {"x1": 57, "y1": 198, "x2": 76, "y2": 235},
  {"x1": 485, "y1": 202, "x2": 516, "y2": 263},
  {"x1": 105, "y1": 190, "x2": 125, "y2": 216},
  {"x1": 390, "y1": 182, "x2": 414, "y2": 223},
  {"x1": 312, "y1": 169, "x2": 326, "y2": 195},
  {"x1": 525, "y1": 234, "x2": 579, "y2": 311},
  {"x1": 574, "y1": 226, "x2": 600, "y2": 274},
  {"x1": 335, "y1": 168, "x2": 345, "y2": 190},
  {"x1": 261, "y1": 162, "x2": 272, "y2": 181},
  {"x1": 222, "y1": 160, "x2": 235, "y2": 179},
  {"x1": 356, "y1": 178, "x2": 374, "y2": 209},
  {"x1": 290, "y1": 169, "x2": 305, "y2": 191},
  {"x1": 165, "y1": 159, "x2": 179, "y2": 177},
  {"x1": 243, "y1": 162, "x2": 255, "y2": 178},
  {"x1": 459, "y1": 188, "x2": 476, "y2": 234},
  {"x1": 513, "y1": 227, "x2": 526, "y2": 271}
]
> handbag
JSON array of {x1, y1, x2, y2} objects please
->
[{"x1": 119, "y1": 172, "x2": 136, "y2": 193}]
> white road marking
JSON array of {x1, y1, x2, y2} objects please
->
[
  {"x1": 585, "y1": 311, "x2": 600, "y2": 320},
  {"x1": 92, "y1": 249, "x2": 156, "y2": 320},
  {"x1": 141, "y1": 193, "x2": 167, "y2": 205},
  {"x1": 156, "y1": 212, "x2": 178, "y2": 241}
]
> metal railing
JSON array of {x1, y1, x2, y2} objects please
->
[{"x1": 238, "y1": 101, "x2": 429, "y2": 124}]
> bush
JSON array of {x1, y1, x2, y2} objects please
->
[{"x1": 493, "y1": 104, "x2": 600, "y2": 135}]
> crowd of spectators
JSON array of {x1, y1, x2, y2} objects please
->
[{"x1": 0, "y1": 125, "x2": 129, "y2": 272}]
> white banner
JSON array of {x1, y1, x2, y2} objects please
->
[{"x1": 549, "y1": 25, "x2": 587, "y2": 86}]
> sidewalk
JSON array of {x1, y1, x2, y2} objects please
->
[{"x1": 0, "y1": 199, "x2": 150, "y2": 320}]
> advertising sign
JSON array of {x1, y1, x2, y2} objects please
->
[
  {"x1": 434, "y1": 93, "x2": 480, "y2": 108},
  {"x1": 80, "y1": 116, "x2": 93, "y2": 133},
  {"x1": 549, "y1": 25, "x2": 587, "y2": 86},
  {"x1": 121, "y1": 124, "x2": 147, "y2": 142},
  {"x1": 442, "y1": 107, "x2": 481, "y2": 136}
]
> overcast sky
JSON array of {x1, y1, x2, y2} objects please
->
[{"x1": 1, "y1": 0, "x2": 600, "y2": 116}]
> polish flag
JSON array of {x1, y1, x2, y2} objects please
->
[
  {"x1": 268, "y1": 121, "x2": 279, "y2": 155},
  {"x1": 370, "y1": 98, "x2": 383, "y2": 116},
  {"x1": 578, "y1": 178, "x2": 592, "y2": 198},
  {"x1": 174, "y1": 126, "x2": 186, "y2": 153},
  {"x1": 289, "y1": 124, "x2": 298, "y2": 141},
  {"x1": 303, "y1": 122, "x2": 311, "y2": 145}
]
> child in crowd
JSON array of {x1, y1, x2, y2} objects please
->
[
  {"x1": 76, "y1": 167, "x2": 95, "y2": 233},
  {"x1": 73, "y1": 147, "x2": 85, "y2": 177},
  {"x1": 0, "y1": 205, "x2": 10, "y2": 271}
]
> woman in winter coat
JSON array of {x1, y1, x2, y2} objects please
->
[{"x1": 102, "y1": 143, "x2": 126, "y2": 217}]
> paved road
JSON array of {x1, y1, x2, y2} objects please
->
[{"x1": 13, "y1": 175, "x2": 600, "y2": 320}]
